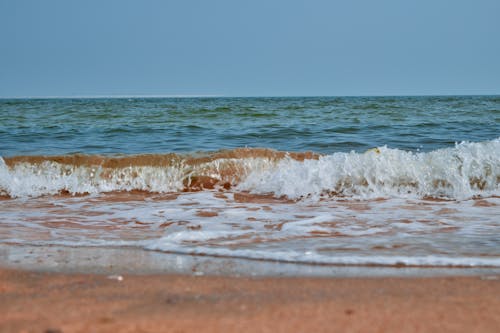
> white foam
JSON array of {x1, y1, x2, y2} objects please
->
[
  {"x1": 1, "y1": 138, "x2": 499, "y2": 200},
  {"x1": 0, "y1": 160, "x2": 186, "y2": 197},
  {"x1": 145, "y1": 244, "x2": 500, "y2": 267},
  {"x1": 239, "y1": 139, "x2": 500, "y2": 200},
  {"x1": 1, "y1": 189, "x2": 499, "y2": 267}
]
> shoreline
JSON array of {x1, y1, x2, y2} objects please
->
[{"x1": 2, "y1": 244, "x2": 500, "y2": 277}]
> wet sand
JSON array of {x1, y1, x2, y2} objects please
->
[{"x1": 1, "y1": 259, "x2": 500, "y2": 332}]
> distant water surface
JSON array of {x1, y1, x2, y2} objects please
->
[{"x1": 1, "y1": 95, "x2": 499, "y2": 156}]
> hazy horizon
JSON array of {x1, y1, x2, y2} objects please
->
[{"x1": 1, "y1": 93, "x2": 500, "y2": 100}]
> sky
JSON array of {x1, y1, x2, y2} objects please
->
[{"x1": 1, "y1": 0, "x2": 499, "y2": 97}]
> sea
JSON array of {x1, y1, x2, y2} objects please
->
[{"x1": 1, "y1": 96, "x2": 499, "y2": 271}]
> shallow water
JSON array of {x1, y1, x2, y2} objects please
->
[
  {"x1": 1, "y1": 192, "x2": 499, "y2": 267},
  {"x1": 1, "y1": 149, "x2": 498, "y2": 267}
]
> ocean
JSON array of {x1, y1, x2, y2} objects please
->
[{"x1": 1, "y1": 96, "x2": 499, "y2": 269}]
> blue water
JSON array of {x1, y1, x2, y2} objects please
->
[
  {"x1": 1, "y1": 95, "x2": 499, "y2": 268},
  {"x1": 1, "y1": 95, "x2": 499, "y2": 156}
]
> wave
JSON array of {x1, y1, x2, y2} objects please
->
[
  {"x1": 0, "y1": 149, "x2": 317, "y2": 197},
  {"x1": 1, "y1": 139, "x2": 499, "y2": 199}
]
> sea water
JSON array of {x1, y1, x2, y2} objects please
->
[{"x1": 0, "y1": 96, "x2": 499, "y2": 268}]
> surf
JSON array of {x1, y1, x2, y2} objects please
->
[{"x1": 1, "y1": 138, "x2": 499, "y2": 200}]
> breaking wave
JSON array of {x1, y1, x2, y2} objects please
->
[{"x1": 1, "y1": 139, "x2": 499, "y2": 200}]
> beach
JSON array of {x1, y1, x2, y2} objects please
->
[
  {"x1": 1, "y1": 265, "x2": 499, "y2": 333},
  {"x1": 1, "y1": 245, "x2": 499, "y2": 332},
  {"x1": 3, "y1": 0, "x2": 500, "y2": 328},
  {"x1": 1, "y1": 96, "x2": 499, "y2": 332}
]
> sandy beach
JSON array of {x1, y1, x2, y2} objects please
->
[
  {"x1": 1, "y1": 261, "x2": 499, "y2": 333},
  {"x1": 3, "y1": 0, "x2": 500, "y2": 330},
  {"x1": 1, "y1": 98, "x2": 499, "y2": 332}
]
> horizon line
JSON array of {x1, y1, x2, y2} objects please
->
[{"x1": 0, "y1": 93, "x2": 499, "y2": 99}]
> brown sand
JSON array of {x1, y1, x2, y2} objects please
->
[{"x1": 1, "y1": 268, "x2": 499, "y2": 333}]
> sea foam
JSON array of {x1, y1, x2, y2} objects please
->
[
  {"x1": 239, "y1": 139, "x2": 500, "y2": 200},
  {"x1": 1, "y1": 138, "x2": 499, "y2": 200}
]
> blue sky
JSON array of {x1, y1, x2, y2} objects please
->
[{"x1": 1, "y1": 0, "x2": 499, "y2": 97}]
